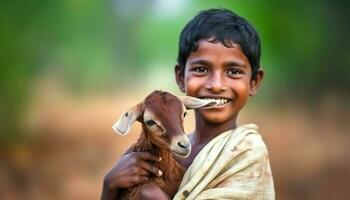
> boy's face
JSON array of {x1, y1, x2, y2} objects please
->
[{"x1": 175, "y1": 39, "x2": 263, "y2": 125}]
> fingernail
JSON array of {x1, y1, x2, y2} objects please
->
[
  {"x1": 159, "y1": 157, "x2": 162, "y2": 161},
  {"x1": 158, "y1": 170, "x2": 163, "y2": 176}
]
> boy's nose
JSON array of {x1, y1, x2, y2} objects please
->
[{"x1": 206, "y1": 73, "x2": 227, "y2": 92}]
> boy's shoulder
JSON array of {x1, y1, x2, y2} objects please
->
[
  {"x1": 235, "y1": 125, "x2": 268, "y2": 151},
  {"x1": 176, "y1": 124, "x2": 275, "y2": 199},
  {"x1": 227, "y1": 124, "x2": 270, "y2": 162},
  {"x1": 197, "y1": 123, "x2": 269, "y2": 163}
]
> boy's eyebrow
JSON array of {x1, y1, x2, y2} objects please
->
[
  {"x1": 223, "y1": 61, "x2": 247, "y2": 68},
  {"x1": 189, "y1": 59, "x2": 247, "y2": 68},
  {"x1": 188, "y1": 59, "x2": 212, "y2": 66}
]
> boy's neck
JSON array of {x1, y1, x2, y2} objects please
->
[{"x1": 192, "y1": 115, "x2": 237, "y2": 145}]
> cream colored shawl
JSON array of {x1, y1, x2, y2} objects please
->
[{"x1": 173, "y1": 124, "x2": 275, "y2": 200}]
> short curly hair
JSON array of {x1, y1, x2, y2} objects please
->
[{"x1": 177, "y1": 8, "x2": 261, "y2": 78}]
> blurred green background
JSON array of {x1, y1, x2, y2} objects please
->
[{"x1": 1, "y1": 0, "x2": 349, "y2": 199}]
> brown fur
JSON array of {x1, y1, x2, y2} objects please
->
[{"x1": 117, "y1": 91, "x2": 187, "y2": 200}]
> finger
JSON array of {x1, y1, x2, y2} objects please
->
[
  {"x1": 139, "y1": 160, "x2": 162, "y2": 177},
  {"x1": 131, "y1": 175, "x2": 148, "y2": 185},
  {"x1": 138, "y1": 168, "x2": 150, "y2": 176},
  {"x1": 141, "y1": 175, "x2": 148, "y2": 183},
  {"x1": 137, "y1": 152, "x2": 161, "y2": 162}
]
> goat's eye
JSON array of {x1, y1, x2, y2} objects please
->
[
  {"x1": 183, "y1": 112, "x2": 187, "y2": 118},
  {"x1": 145, "y1": 120, "x2": 156, "y2": 126}
]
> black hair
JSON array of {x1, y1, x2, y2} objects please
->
[{"x1": 177, "y1": 8, "x2": 261, "y2": 78}]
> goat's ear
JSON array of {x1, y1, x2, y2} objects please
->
[
  {"x1": 112, "y1": 103, "x2": 143, "y2": 135},
  {"x1": 178, "y1": 96, "x2": 217, "y2": 109}
]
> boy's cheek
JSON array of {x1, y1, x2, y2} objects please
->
[
  {"x1": 234, "y1": 81, "x2": 251, "y2": 94},
  {"x1": 184, "y1": 77, "x2": 201, "y2": 94}
]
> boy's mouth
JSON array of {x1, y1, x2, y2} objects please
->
[{"x1": 201, "y1": 97, "x2": 232, "y2": 106}]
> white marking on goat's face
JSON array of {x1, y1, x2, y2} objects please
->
[
  {"x1": 166, "y1": 104, "x2": 191, "y2": 158},
  {"x1": 170, "y1": 135, "x2": 191, "y2": 159},
  {"x1": 143, "y1": 109, "x2": 165, "y2": 134}
]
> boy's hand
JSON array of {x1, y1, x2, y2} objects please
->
[{"x1": 101, "y1": 152, "x2": 162, "y2": 199}]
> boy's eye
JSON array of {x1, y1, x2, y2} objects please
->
[
  {"x1": 227, "y1": 68, "x2": 243, "y2": 76},
  {"x1": 192, "y1": 67, "x2": 208, "y2": 73}
]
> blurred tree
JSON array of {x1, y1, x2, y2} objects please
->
[{"x1": 1, "y1": 0, "x2": 349, "y2": 143}]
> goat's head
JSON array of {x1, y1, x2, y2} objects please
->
[{"x1": 112, "y1": 91, "x2": 216, "y2": 159}]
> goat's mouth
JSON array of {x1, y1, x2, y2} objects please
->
[
  {"x1": 170, "y1": 136, "x2": 191, "y2": 159},
  {"x1": 170, "y1": 144, "x2": 191, "y2": 159},
  {"x1": 172, "y1": 149, "x2": 191, "y2": 159}
]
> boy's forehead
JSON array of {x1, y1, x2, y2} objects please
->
[
  {"x1": 200, "y1": 38, "x2": 241, "y2": 50},
  {"x1": 187, "y1": 39, "x2": 249, "y2": 65}
]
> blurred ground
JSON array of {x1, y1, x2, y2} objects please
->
[{"x1": 0, "y1": 79, "x2": 349, "y2": 200}]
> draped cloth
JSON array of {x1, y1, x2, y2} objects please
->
[{"x1": 173, "y1": 124, "x2": 275, "y2": 200}]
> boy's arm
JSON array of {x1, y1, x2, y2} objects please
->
[
  {"x1": 101, "y1": 146, "x2": 134, "y2": 200},
  {"x1": 101, "y1": 180, "x2": 119, "y2": 200},
  {"x1": 101, "y1": 145, "x2": 163, "y2": 200},
  {"x1": 140, "y1": 184, "x2": 170, "y2": 200}
]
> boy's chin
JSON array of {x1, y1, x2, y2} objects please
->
[
  {"x1": 200, "y1": 112, "x2": 234, "y2": 124},
  {"x1": 196, "y1": 106, "x2": 240, "y2": 124}
]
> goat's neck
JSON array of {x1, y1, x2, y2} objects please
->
[
  {"x1": 134, "y1": 129, "x2": 156, "y2": 153},
  {"x1": 135, "y1": 129, "x2": 168, "y2": 158},
  {"x1": 134, "y1": 129, "x2": 184, "y2": 172},
  {"x1": 134, "y1": 128, "x2": 186, "y2": 197}
]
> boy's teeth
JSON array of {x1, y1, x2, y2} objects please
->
[{"x1": 203, "y1": 98, "x2": 229, "y2": 105}]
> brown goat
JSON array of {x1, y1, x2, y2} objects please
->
[{"x1": 112, "y1": 91, "x2": 216, "y2": 199}]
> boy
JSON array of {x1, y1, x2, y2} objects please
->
[{"x1": 102, "y1": 8, "x2": 275, "y2": 200}]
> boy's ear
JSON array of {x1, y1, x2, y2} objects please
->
[
  {"x1": 175, "y1": 64, "x2": 185, "y2": 92},
  {"x1": 249, "y1": 69, "x2": 264, "y2": 96}
]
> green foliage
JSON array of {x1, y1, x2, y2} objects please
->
[{"x1": 1, "y1": 0, "x2": 349, "y2": 140}]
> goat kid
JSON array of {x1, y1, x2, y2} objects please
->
[{"x1": 112, "y1": 91, "x2": 216, "y2": 199}]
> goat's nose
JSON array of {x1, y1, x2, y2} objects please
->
[
  {"x1": 177, "y1": 141, "x2": 189, "y2": 149},
  {"x1": 172, "y1": 136, "x2": 191, "y2": 158}
]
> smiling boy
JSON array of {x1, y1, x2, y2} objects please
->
[
  {"x1": 174, "y1": 40, "x2": 260, "y2": 170},
  {"x1": 102, "y1": 8, "x2": 275, "y2": 200}
]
